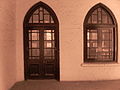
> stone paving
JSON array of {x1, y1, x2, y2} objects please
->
[{"x1": 10, "y1": 80, "x2": 120, "y2": 90}]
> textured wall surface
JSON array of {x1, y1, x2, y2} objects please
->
[
  {"x1": 0, "y1": 0, "x2": 16, "y2": 90},
  {"x1": 15, "y1": 0, "x2": 120, "y2": 82},
  {"x1": 1, "y1": 0, "x2": 120, "y2": 89}
]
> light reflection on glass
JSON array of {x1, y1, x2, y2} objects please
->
[
  {"x1": 32, "y1": 33, "x2": 39, "y2": 40},
  {"x1": 47, "y1": 42, "x2": 52, "y2": 47},
  {"x1": 44, "y1": 33, "x2": 52, "y2": 40}
]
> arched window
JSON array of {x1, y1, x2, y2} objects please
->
[
  {"x1": 23, "y1": 2, "x2": 59, "y2": 80},
  {"x1": 84, "y1": 3, "x2": 117, "y2": 62}
]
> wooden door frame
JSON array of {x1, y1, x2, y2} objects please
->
[{"x1": 23, "y1": 1, "x2": 60, "y2": 81}]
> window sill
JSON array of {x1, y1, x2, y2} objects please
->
[{"x1": 81, "y1": 62, "x2": 120, "y2": 67}]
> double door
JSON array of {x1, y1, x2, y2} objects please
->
[{"x1": 24, "y1": 26, "x2": 59, "y2": 79}]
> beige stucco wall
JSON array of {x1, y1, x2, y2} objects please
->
[
  {"x1": 0, "y1": 0, "x2": 16, "y2": 90},
  {"x1": 16, "y1": 0, "x2": 120, "y2": 82}
]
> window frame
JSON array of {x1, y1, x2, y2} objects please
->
[{"x1": 84, "y1": 3, "x2": 118, "y2": 63}]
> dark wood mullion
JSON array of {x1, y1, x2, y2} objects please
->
[
  {"x1": 113, "y1": 28, "x2": 115, "y2": 61},
  {"x1": 87, "y1": 30, "x2": 89, "y2": 59},
  {"x1": 50, "y1": 30, "x2": 53, "y2": 60},
  {"x1": 97, "y1": 8, "x2": 99, "y2": 24},
  {"x1": 43, "y1": 8, "x2": 45, "y2": 23},
  {"x1": 38, "y1": 7, "x2": 40, "y2": 23},
  {"x1": 101, "y1": 9, "x2": 103, "y2": 24},
  {"x1": 28, "y1": 30, "x2": 32, "y2": 77},
  {"x1": 107, "y1": 13, "x2": 109, "y2": 24},
  {"x1": 101, "y1": 29, "x2": 104, "y2": 60},
  {"x1": 38, "y1": 28, "x2": 42, "y2": 77},
  {"x1": 49, "y1": 14, "x2": 51, "y2": 23},
  {"x1": 32, "y1": 15, "x2": 33, "y2": 23},
  {"x1": 30, "y1": 31, "x2": 32, "y2": 58},
  {"x1": 41, "y1": 28, "x2": 45, "y2": 78},
  {"x1": 100, "y1": 29, "x2": 103, "y2": 61},
  {"x1": 91, "y1": 16, "x2": 92, "y2": 23},
  {"x1": 84, "y1": 28, "x2": 88, "y2": 61},
  {"x1": 108, "y1": 29, "x2": 111, "y2": 60},
  {"x1": 95, "y1": 28, "x2": 98, "y2": 60},
  {"x1": 100, "y1": 8, "x2": 102, "y2": 24}
]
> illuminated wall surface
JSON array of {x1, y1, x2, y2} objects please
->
[
  {"x1": 1, "y1": 0, "x2": 120, "y2": 89},
  {"x1": 0, "y1": 0, "x2": 16, "y2": 90}
]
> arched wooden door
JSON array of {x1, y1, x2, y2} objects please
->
[{"x1": 23, "y1": 2, "x2": 59, "y2": 80}]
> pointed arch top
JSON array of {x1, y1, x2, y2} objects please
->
[
  {"x1": 24, "y1": 1, "x2": 59, "y2": 25},
  {"x1": 84, "y1": 3, "x2": 117, "y2": 26}
]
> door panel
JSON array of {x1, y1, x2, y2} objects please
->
[{"x1": 27, "y1": 28, "x2": 57, "y2": 79}]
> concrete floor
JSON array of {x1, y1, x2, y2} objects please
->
[{"x1": 10, "y1": 80, "x2": 120, "y2": 90}]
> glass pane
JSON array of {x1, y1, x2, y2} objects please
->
[
  {"x1": 44, "y1": 9, "x2": 49, "y2": 14},
  {"x1": 101, "y1": 52, "x2": 110, "y2": 55},
  {"x1": 32, "y1": 30, "x2": 39, "y2": 33},
  {"x1": 29, "y1": 16, "x2": 32, "y2": 23},
  {"x1": 40, "y1": 11, "x2": 43, "y2": 20},
  {"x1": 32, "y1": 33, "x2": 39, "y2": 40},
  {"x1": 44, "y1": 15, "x2": 50, "y2": 23},
  {"x1": 88, "y1": 48, "x2": 97, "y2": 59},
  {"x1": 52, "y1": 33, "x2": 55, "y2": 40},
  {"x1": 88, "y1": 17, "x2": 91, "y2": 23},
  {"x1": 102, "y1": 14, "x2": 108, "y2": 24},
  {"x1": 98, "y1": 8, "x2": 101, "y2": 11},
  {"x1": 32, "y1": 41, "x2": 39, "y2": 48},
  {"x1": 29, "y1": 56, "x2": 40, "y2": 59},
  {"x1": 40, "y1": 21, "x2": 44, "y2": 23},
  {"x1": 87, "y1": 32, "x2": 90, "y2": 40},
  {"x1": 102, "y1": 29, "x2": 110, "y2": 33},
  {"x1": 92, "y1": 9, "x2": 97, "y2": 14},
  {"x1": 102, "y1": 9, "x2": 106, "y2": 15},
  {"x1": 29, "y1": 33, "x2": 31, "y2": 40},
  {"x1": 40, "y1": 7, "x2": 43, "y2": 10},
  {"x1": 88, "y1": 48, "x2": 96, "y2": 55},
  {"x1": 34, "y1": 9, "x2": 39, "y2": 14},
  {"x1": 44, "y1": 56, "x2": 55, "y2": 59},
  {"x1": 44, "y1": 41, "x2": 55, "y2": 48},
  {"x1": 51, "y1": 17, "x2": 54, "y2": 23},
  {"x1": 102, "y1": 10, "x2": 108, "y2": 24},
  {"x1": 32, "y1": 49, "x2": 40, "y2": 56},
  {"x1": 44, "y1": 49, "x2": 54, "y2": 56},
  {"x1": 88, "y1": 55, "x2": 97, "y2": 59},
  {"x1": 92, "y1": 14, "x2": 97, "y2": 23},
  {"x1": 44, "y1": 30, "x2": 51, "y2": 32},
  {"x1": 44, "y1": 33, "x2": 52, "y2": 40},
  {"x1": 102, "y1": 41, "x2": 111, "y2": 47},
  {"x1": 44, "y1": 31, "x2": 54, "y2": 40},
  {"x1": 33, "y1": 15, "x2": 39, "y2": 23},
  {"x1": 102, "y1": 33, "x2": 110, "y2": 40},
  {"x1": 44, "y1": 41, "x2": 52, "y2": 48},
  {"x1": 88, "y1": 41, "x2": 97, "y2": 47},
  {"x1": 102, "y1": 48, "x2": 109, "y2": 52},
  {"x1": 108, "y1": 16, "x2": 113, "y2": 24},
  {"x1": 98, "y1": 11, "x2": 102, "y2": 23},
  {"x1": 88, "y1": 32, "x2": 97, "y2": 40},
  {"x1": 30, "y1": 57, "x2": 39, "y2": 59}
]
